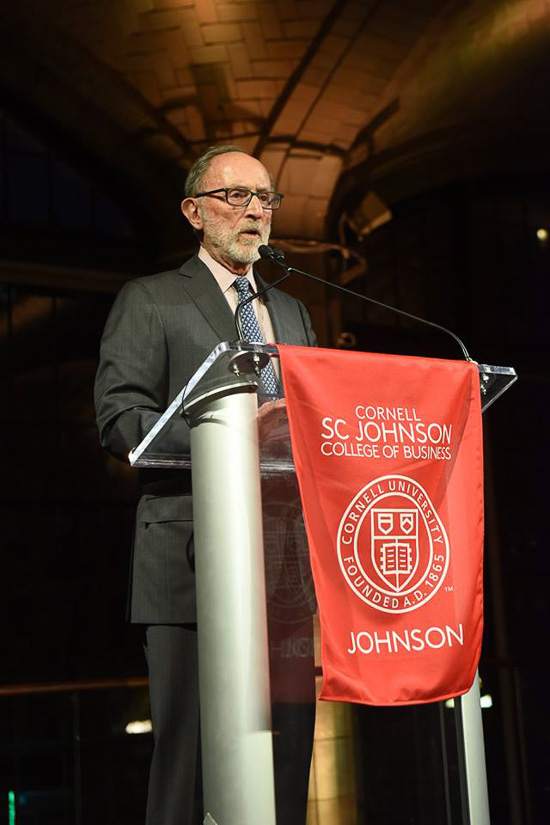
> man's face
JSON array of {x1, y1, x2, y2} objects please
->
[{"x1": 186, "y1": 152, "x2": 273, "y2": 272}]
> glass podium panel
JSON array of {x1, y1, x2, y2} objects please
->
[
  {"x1": 478, "y1": 362, "x2": 518, "y2": 413},
  {"x1": 129, "y1": 343, "x2": 517, "y2": 470}
]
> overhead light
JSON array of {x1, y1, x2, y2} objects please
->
[
  {"x1": 536, "y1": 228, "x2": 548, "y2": 242},
  {"x1": 125, "y1": 719, "x2": 152, "y2": 734},
  {"x1": 346, "y1": 192, "x2": 392, "y2": 239}
]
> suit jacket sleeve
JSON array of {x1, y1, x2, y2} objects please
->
[{"x1": 94, "y1": 279, "x2": 190, "y2": 461}]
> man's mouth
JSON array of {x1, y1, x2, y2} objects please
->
[{"x1": 239, "y1": 225, "x2": 262, "y2": 239}]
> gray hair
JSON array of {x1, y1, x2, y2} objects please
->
[{"x1": 184, "y1": 144, "x2": 249, "y2": 197}]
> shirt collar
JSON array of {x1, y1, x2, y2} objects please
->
[{"x1": 198, "y1": 246, "x2": 257, "y2": 295}]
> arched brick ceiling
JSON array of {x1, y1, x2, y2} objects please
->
[
  {"x1": 334, "y1": 0, "x2": 550, "y2": 220},
  {"x1": 2, "y1": 0, "x2": 550, "y2": 255}
]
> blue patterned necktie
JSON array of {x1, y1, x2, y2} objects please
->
[{"x1": 233, "y1": 276, "x2": 279, "y2": 397}]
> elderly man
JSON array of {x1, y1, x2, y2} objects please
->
[{"x1": 95, "y1": 145, "x2": 317, "y2": 825}]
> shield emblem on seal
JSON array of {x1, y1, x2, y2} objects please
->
[{"x1": 371, "y1": 508, "x2": 419, "y2": 592}]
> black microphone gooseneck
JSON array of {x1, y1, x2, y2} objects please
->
[
  {"x1": 233, "y1": 266, "x2": 291, "y2": 341},
  {"x1": 258, "y1": 244, "x2": 472, "y2": 361}
]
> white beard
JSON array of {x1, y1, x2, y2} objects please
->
[{"x1": 200, "y1": 209, "x2": 271, "y2": 265}]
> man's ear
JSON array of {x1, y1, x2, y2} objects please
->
[{"x1": 181, "y1": 197, "x2": 203, "y2": 230}]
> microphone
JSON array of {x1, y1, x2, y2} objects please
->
[
  {"x1": 260, "y1": 244, "x2": 285, "y2": 263},
  {"x1": 258, "y1": 245, "x2": 472, "y2": 361}
]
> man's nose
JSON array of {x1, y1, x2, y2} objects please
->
[{"x1": 245, "y1": 193, "x2": 264, "y2": 217}]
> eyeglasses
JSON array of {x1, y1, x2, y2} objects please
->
[{"x1": 193, "y1": 187, "x2": 284, "y2": 210}]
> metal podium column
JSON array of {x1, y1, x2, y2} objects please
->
[
  {"x1": 185, "y1": 383, "x2": 276, "y2": 825},
  {"x1": 455, "y1": 670, "x2": 491, "y2": 825}
]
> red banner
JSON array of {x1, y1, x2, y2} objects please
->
[{"x1": 278, "y1": 345, "x2": 484, "y2": 706}]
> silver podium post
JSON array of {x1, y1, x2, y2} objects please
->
[
  {"x1": 184, "y1": 381, "x2": 277, "y2": 825},
  {"x1": 455, "y1": 670, "x2": 491, "y2": 825}
]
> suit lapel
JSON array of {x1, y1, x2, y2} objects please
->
[
  {"x1": 179, "y1": 255, "x2": 239, "y2": 342},
  {"x1": 179, "y1": 255, "x2": 297, "y2": 345},
  {"x1": 258, "y1": 273, "x2": 295, "y2": 344}
]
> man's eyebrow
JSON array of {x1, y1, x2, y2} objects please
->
[{"x1": 227, "y1": 183, "x2": 273, "y2": 192}]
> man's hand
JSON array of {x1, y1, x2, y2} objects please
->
[{"x1": 257, "y1": 398, "x2": 286, "y2": 441}]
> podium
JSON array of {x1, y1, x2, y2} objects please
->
[{"x1": 129, "y1": 342, "x2": 517, "y2": 825}]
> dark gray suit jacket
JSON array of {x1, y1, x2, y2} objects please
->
[{"x1": 95, "y1": 254, "x2": 316, "y2": 624}]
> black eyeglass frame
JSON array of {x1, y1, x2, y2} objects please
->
[{"x1": 192, "y1": 187, "x2": 284, "y2": 210}]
